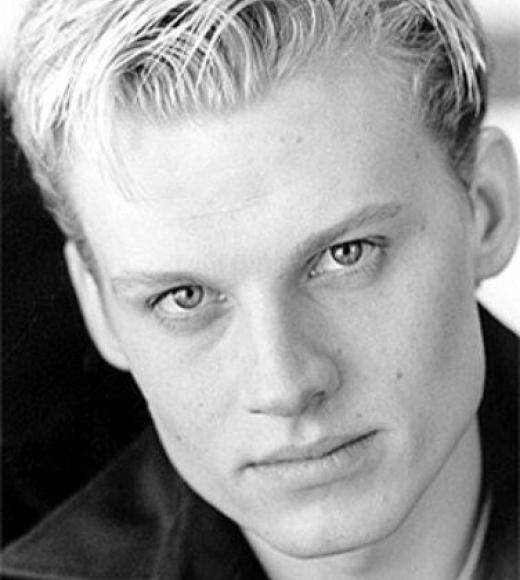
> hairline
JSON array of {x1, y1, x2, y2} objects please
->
[{"x1": 8, "y1": 0, "x2": 488, "y2": 266}]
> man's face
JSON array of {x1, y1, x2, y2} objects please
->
[{"x1": 67, "y1": 58, "x2": 485, "y2": 557}]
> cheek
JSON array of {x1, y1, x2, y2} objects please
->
[
  {"x1": 119, "y1": 330, "x2": 241, "y2": 451},
  {"x1": 334, "y1": 222, "x2": 484, "y2": 427},
  {"x1": 380, "y1": 245, "x2": 483, "y2": 432}
]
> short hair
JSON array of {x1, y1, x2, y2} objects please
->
[{"x1": 6, "y1": 0, "x2": 488, "y2": 245}]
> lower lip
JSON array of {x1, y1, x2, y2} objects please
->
[{"x1": 250, "y1": 432, "x2": 379, "y2": 490}]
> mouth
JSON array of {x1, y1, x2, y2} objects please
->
[{"x1": 247, "y1": 431, "x2": 379, "y2": 488}]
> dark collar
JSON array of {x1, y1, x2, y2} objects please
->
[
  {"x1": 1, "y1": 428, "x2": 267, "y2": 580},
  {"x1": 2, "y1": 308, "x2": 518, "y2": 580},
  {"x1": 2, "y1": 428, "x2": 181, "y2": 580},
  {"x1": 477, "y1": 308, "x2": 519, "y2": 580}
]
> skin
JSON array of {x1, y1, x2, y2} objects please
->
[{"x1": 64, "y1": 57, "x2": 519, "y2": 580}]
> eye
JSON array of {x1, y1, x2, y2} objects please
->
[
  {"x1": 330, "y1": 240, "x2": 364, "y2": 266},
  {"x1": 310, "y1": 239, "x2": 382, "y2": 278},
  {"x1": 148, "y1": 283, "x2": 229, "y2": 330},
  {"x1": 153, "y1": 284, "x2": 205, "y2": 314}
]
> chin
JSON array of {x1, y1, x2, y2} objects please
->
[
  {"x1": 247, "y1": 489, "x2": 413, "y2": 559},
  {"x1": 254, "y1": 519, "x2": 403, "y2": 560}
]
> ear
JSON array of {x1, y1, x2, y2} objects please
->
[
  {"x1": 468, "y1": 127, "x2": 520, "y2": 283},
  {"x1": 64, "y1": 241, "x2": 130, "y2": 371}
]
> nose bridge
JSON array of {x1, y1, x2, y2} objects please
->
[{"x1": 243, "y1": 290, "x2": 339, "y2": 417}]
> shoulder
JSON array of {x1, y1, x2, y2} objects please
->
[{"x1": 1, "y1": 428, "x2": 189, "y2": 580}]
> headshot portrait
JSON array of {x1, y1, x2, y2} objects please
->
[{"x1": 1, "y1": 1, "x2": 519, "y2": 579}]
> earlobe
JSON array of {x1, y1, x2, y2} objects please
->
[
  {"x1": 64, "y1": 241, "x2": 130, "y2": 371},
  {"x1": 468, "y1": 127, "x2": 520, "y2": 284}
]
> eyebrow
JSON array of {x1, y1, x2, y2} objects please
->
[
  {"x1": 111, "y1": 200, "x2": 405, "y2": 298},
  {"x1": 293, "y1": 200, "x2": 404, "y2": 261}
]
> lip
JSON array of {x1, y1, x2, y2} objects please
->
[
  {"x1": 253, "y1": 431, "x2": 376, "y2": 466},
  {"x1": 244, "y1": 430, "x2": 380, "y2": 490}
]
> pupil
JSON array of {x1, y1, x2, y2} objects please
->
[
  {"x1": 174, "y1": 285, "x2": 203, "y2": 309},
  {"x1": 332, "y1": 242, "x2": 362, "y2": 265}
]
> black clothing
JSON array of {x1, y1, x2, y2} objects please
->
[{"x1": 1, "y1": 309, "x2": 518, "y2": 580}]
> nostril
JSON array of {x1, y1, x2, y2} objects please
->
[
  {"x1": 246, "y1": 363, "x2": 339, "y2": 417},
  {"x1": 310, "y1": 388, "x2": 328, "y2": 405}
]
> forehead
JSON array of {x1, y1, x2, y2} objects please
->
[
  {"x1": 65, "y1": 58, "x2": 451, "y2": 279},
  {"x1": 120, "y1": 65, "x2": 407, "y2": 196}
]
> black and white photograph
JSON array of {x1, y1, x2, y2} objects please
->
[{"x1": 1, "y1": 1, "x2": 519, "y2": 579}]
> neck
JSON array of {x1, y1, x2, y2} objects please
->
[{"x1": 248, "y1": 418, "x2": 482, "y2": 580}]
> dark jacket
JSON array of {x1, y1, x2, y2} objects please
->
[{"x1": 1, "y1": 309, "x2": 518, "y2": 580}]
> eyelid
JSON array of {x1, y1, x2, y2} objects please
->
[
  {"x1": 329, "y1": 235, "x2": 388, "y2": 255},
  {"x1": 309, "y1": 236, "x2": 386, "y2": 278},
  {"x1": 148, "y1": 284, "x2": 229, "y2": 330},
  {"x1": 149, "y1": 283, "x2": 205, "y2": 308}
]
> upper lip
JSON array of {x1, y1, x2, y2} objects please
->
[{"x1": 252, "y1": 431, "x2": 375, "y2": 466}]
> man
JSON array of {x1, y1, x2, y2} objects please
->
[{"x1": 1, "y1": 1, "x2": 519, "y2": 579}]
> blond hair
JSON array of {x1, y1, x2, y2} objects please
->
[{"x1": 6, "y1": 0, "x2": 488, "y2": 242}]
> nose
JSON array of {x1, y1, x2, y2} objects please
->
[{"x1": 242, "y1": 295, "x2": 340, "y2": 417}]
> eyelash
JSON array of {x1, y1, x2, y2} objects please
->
[
  {"x1": 147, "y1": 237, "x2": 387, "y2": 327},
  {"x1": 147, "y1": 286, "x2": 223, "y2": 327},
  {"x1": 309, "y1": 237, "x2": 387, "y2": 280}
]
